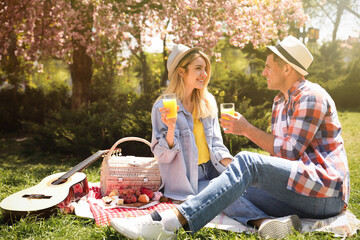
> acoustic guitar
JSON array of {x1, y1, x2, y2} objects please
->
[{"x1": 0, "y1": 150, "x2": 107, "y2": 222}]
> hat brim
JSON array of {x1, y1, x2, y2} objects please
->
[
  {"x1": 168, "y1": 47, "x2": 203, "y2": 80},
  {"x1": 267, "y1": 46, "x2": 308, "y2": 76}
]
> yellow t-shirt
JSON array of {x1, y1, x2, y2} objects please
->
[{"x1": 193, "y1": 108, "x2": 210, "y2": 165}]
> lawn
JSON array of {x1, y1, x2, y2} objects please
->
[{"x1": 0, "y1": 110, "x2": 359, "y2": 239}]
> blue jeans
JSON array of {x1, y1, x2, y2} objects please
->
[
  {"x1": 177, "y1": 151, "x2": 345, "y2": 233},
  {"x1": 198, "y1": 160, "x2": 220, "y2": 192}
]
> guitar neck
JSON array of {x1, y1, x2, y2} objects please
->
[{"x1": 53, "y1": 150, "x2": 106, "y2": 185}]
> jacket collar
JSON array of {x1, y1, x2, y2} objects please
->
[{"x1": 177, "y1": 100, "x2": 192, "y2": 116}]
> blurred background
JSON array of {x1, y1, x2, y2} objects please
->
[{"x1": 0, "y1": 0, "x2": 359, "y2": 157}]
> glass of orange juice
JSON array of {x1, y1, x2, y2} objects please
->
[
  {"x1": 162, "y1": 93, "x2": 177, "y2": 118},
  {"x1": 220, "y1": 103, "x2": 235, "y2": 119}
]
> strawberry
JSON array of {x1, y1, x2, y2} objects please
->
[{"x1": 140, "y1": 187, "x2": 154, "y2": 199}]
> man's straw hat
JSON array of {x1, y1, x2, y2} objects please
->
[{"x1": 267, "y1": 35, "x2": 313, "y2": 76}]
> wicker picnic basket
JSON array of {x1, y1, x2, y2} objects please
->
[{"x1": 100, "y1": 137, "x2": 161, "y2": 196}]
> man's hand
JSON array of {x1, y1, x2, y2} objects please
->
[
  {"x1": 220, "y1": 111, "x2": 275, "y2": 155},
  {"x1": 220, "y1": 112, "x2": 251, "y2": 137}
]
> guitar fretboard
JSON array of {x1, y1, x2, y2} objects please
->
[{"x1": 52, "y1": 150, "x2": 106, "y2": 185}]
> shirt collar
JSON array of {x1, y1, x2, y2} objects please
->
[{"x1": 274, "y1": 77, "x2": 305, "y2": 103}]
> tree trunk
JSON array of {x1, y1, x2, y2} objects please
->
[
  {"x1": 7, "y1": 32, "x2": 20, "y2": 85},
  {"x1": 70, "y1": 44, "x2": 92, "y2": 110},
  {"x1": 161, "y1": 21, "x2": 170, "y2": 87},
  {"x1": 5, "y1": 32, "x2": 20, "y2": 128},
  {"x1": 332, "y1": 0, "x2": 349, "y2": 41},
  {"x1": 140, "y1": 51, "x2": 149, "y2": 93},
  {"x1": 69, "y1": 0, "x2": 93, "y2": 111},
  {"x1": 161, "y1": 35, "x2": 168, "y2": 87}
]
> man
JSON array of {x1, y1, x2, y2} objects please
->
[{"x1": 110, "y1": 36, "x2": 350, "y2": 240}]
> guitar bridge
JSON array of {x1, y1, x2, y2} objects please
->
[{"x1": 22, "y1": 194, "x2": 52, "y2": 199}]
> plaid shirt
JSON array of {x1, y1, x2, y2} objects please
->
[{"x1": 272, "y1": 78, "x2": 350, "y2": 204}]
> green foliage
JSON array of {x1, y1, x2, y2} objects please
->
[
  {"x1": 308, "y1": 42, "x2": 345, "y2": 83},
  {"x1": 19, "y1": 51, "x2": 169, "y2": 156},
  {"x1": 329, "y1": 46, "x2": 360, "y2": 109},
  {"x1": 212, "y1": 43, "x2": 247, "y2": 80},
  {"x1": 24, "y1": 92, "x2": 157, "y2": 157},
  {"x1": 21, "y1": 39, "x2": 277, "y2": 156},
  {"x1": 307, "y1": 41, "x2": 360, "y2": 109},
  {"x1": 91, "y1": 54, "x2": 141, "y2": 99},
  {"x1": 91, "y1": 52, "x2": 164, "y2": 99},
  {"x1": 0, "y1": 84, "x2": 69, "y2": 133},
  {"x1": 210, "y1": 40, "x2": 275, "y2": 154},
  {"x1": 0, "y1": 88, "x2": 22, "y2": 132},
  {"x1": 148, "y1": 52, "x2": 167, "y2": 92},
  {"x1": 3, "y1": 38, "x2": 360, "y2": 157},
  {"x1": 0, "y1": 58, "x2": 70, "y2": 133},
  {"x1": 29, "y1": 59, "x2": 71, "y2": 95},
  {"x1": 307, "y1": 41, "x2": 345, "y2": 95}
]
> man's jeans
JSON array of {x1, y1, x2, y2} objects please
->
[{"x1": 177, "y1": 151, "x2": 345, "y2": 233}]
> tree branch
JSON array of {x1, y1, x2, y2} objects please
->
[
  {"x1": 314, "y1": 0, "x2": 336, "y2": 24},
  {"x1": 112, "y1": 0, "x2": 162, "y2": 14},
  {"x1": 125, "y1": 41, "x2": 141, "y2": 62},
  {"x1": 345, "y1": 6, "x2": 360, "y2": 19},
  {"x1": 16, "y1": 0, "x2": 33, "y2": 14}
]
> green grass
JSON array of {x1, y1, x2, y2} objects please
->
[
  {"x1": 338, "y1": 111, "x2": 360, "y2": 217},
  {"x1": 0, "y1": 110, "x2": 359, "y2": 239}
]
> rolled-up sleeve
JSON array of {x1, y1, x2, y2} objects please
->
[
  {"x1": 273, "y1": 93, "x2": 327, "y2": 160},
  {"x1": 209, "y1": 116, "x2": 233, "y2": 172},
  {"x1": 150, "y1": 102, "x2": 180, "y2": 164}
]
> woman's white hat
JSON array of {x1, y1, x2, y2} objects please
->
[
  {"x1": 167, "y1": 44, "x2": 202, "y2": 80},
  {"x1": 267, "y1": 35, "x2": 313, "y2": 76}
]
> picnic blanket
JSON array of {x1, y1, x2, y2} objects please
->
[{"x1": 72, "y1": 182, "x2": 360, "y2": 238}]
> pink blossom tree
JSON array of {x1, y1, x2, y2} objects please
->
[
  {"x1": 154, "y1": 0, "x2": 308, "y2": 85},
  {"x1": 1, "y1": 0, "x2": 130, "y2": 110},
  {"x1": 0, "y1": 0, "x2": 308, "y2": 110},
  {"x1": 113, "y1": 1, "x2": 165, "y2": 93},
  {"x1": 161, "y1": 0, "x2": 308, "y2": 52}
]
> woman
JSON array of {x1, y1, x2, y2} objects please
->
[{"x1": 151, "y1": 44, "x2": 233, "y2": 201}]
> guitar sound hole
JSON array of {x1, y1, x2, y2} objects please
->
[{"x1": 22, "y1": 194, "x2": 52, "y2": 199}]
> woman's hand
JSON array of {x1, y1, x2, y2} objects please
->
[
  {"x1": 159, "y1": 106, "x2": 179, "y2": 130},
  {"x1": 159, "y1": 106, "x2": 179, "y2": 148},
  {"x1": 220, "y1": 158, "x2": 233, "y2": 167}
]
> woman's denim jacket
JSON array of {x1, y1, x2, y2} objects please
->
[{"x1": 151, "y1": 98, "x2": 233, "y2": 200}]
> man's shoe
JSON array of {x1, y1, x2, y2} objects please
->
[
  {"x1": 110, "y1": 214, "x2": 176, "y2": 240},
  {"x1": 258, "y1": 215, "x2": 302, "y2": 239}
]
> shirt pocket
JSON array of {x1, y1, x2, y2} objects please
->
[
  {"x1": 178, "y1": 129, "x2": 191, "y2": 152},
  {"x1": 204, "y1": 126, "x2": 214, "y2": 145}
]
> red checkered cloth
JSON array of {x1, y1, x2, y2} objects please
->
[{"x1": 87, "y1": 183, "x2": 177, "y2": 226}]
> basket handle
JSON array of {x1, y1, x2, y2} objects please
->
[{"x1": 106, "y1": 137, "x2": 151, "y2": 159}]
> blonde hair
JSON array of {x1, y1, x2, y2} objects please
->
[{"x1": 160, "y1": 50, "x2": 217, "y2": 119}]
